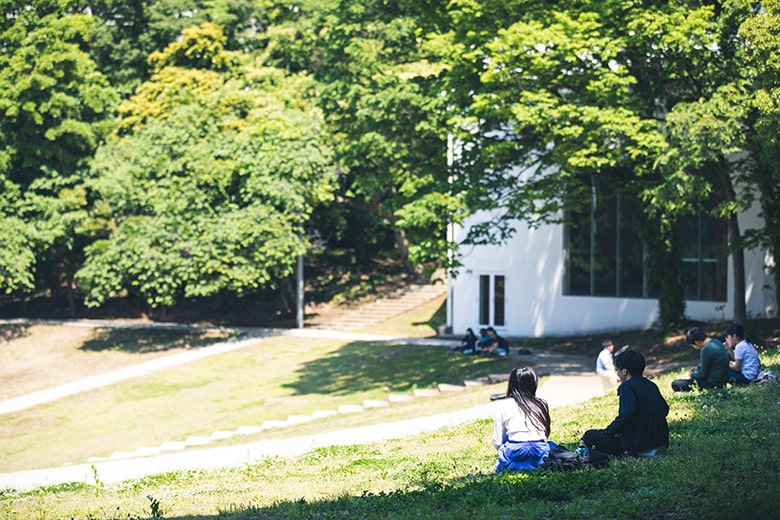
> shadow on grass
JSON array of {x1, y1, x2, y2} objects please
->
[
  {"x1": 0, "y1": 323, "x2": 30, "y2": 343},
  {"x1": 163, "y1": 366, "x2": 780, "y2": 520},
  {"x1": 159, "y1": 471, "x2": 593, "y2": 520},
  {"x1": 412, "y1": 298, "x2": 447, "y2": 330},
  {"x1": 282, "y1": 340, "x2": 520, "y2": 395},
  {"x1": 516, "y1": 318, "x2": 780, "y2": 370},
  {"x1": 77, "y1": 328, "x2": 239, "y2": 354}
]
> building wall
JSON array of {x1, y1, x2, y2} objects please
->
[{"x1": 449, "y1": 207, "x2": 776, "y2": 338}]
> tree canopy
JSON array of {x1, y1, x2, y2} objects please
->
[
  {"x1": 78, "y1": 24, "x2": 335, "y2": 308},
  {"x1": 0, "y1": 0, "x2": 777, "y2": 323}
]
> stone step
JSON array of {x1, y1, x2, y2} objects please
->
[{"x1": 437, "y1": 383, "x2": 466, "y2": 393}]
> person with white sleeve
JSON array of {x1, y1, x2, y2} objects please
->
[
  {"x1": 723, "y1": 323, "x2": 761, "y2": 386},
  {"x1": 596, "y1": 339, "x2": 619, "y2": 390}
]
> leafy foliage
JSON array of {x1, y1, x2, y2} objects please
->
[
  {"x1": 444, "y1": 0, "x2": 780, "y2": 327},
  {"x1": 0, "y1": 0, "x2": 777, "y2": 320},
  {"x1": 0, "y1": 9, "x2": 119, "y2": 299},
  {"x1": 311, "y1": 0, "x2": 459, "y2": 274},
  {"x1": 78, "y1": 27, "x2": 335, "y2": 309}
]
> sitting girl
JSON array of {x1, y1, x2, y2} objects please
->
[{"x1": 493, "y1": 366, "x2": 552, "y2": 471}]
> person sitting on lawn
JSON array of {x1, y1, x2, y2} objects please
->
[
  {"x1": 582, "y1": 348, "x2": 669, "y2": 458},
  {"x1": 450, "y1": 327, "x2": 477, "y2": 354},
  {"x1": 477, "y1": 328, "x2": 491, "y2": 350},
  {"x1": 671, "y1": 327, "x2": 730, "y2": 392},
  {"x1": 480, "y1": 327, "x2": 509, "y2": 356},
  {"x1": 723, "y1": 323, "x2": 761, "y2": 386},
  {"x1": 493, "y1": 366, "x2": 552, "y2": 471}
]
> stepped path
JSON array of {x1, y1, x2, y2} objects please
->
[
  {"x1": 314, "y1": 283, "x2": 448, "y2": 330},
  {"x1": 0, "y1": 286, "x2": 606, "y2": 491}
]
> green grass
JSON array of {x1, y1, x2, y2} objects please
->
[
  {"x1": 1, "y1": 308, "x2": 779, "y2": 519},
  {"x1": 0, "y1": 330, "x2": 517, "y2": 472},
  {"x1": 2, "y1": 350, "x2": 778, "y2": 519}
]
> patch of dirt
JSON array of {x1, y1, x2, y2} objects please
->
[{"x1": 0, "y1": 325, "x2": 236, "y2": 401}]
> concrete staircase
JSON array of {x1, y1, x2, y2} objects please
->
[{"x1": 316, "y1": 283, "x2": 447, "y2": 331}]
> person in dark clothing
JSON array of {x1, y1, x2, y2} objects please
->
[
  {"x1": 671, "y1": 327, "x2": 730, "y2": 392},
  {"x1": 451, "y1": 327, "x2": 478, "y2": 354},
  {"x1": 582, "y1": 349, "x2": 669, "y2": 457},
  {"x1": 480, "y1": 327, "x2": 509, "y2": 356}
]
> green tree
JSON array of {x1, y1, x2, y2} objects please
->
[
  {"x1": 444, "y1": 0, "x2": 779, "y2": 328},
  {"x1": 78, "y1": 24, "x2": 335, "y2": 311},
  {"x1": 0, "y1": 10, "x2": 118, "y2": 304},
  {"x1": 738, "y1": 0, "x2": 780, "y2": 312},
  {"x1": 86, "y1": 0, "x2": 279, "y2": 96},
  {"x1": 311, "y1": 0, "x2": 460, "y2": 276}
]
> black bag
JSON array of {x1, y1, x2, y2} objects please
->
[
  {"x1": 539, "y1": 444, "x2": 610, "y2": 471},
  {"x1": 584, "y1": 447, "x2": 611, "y2": 468}
]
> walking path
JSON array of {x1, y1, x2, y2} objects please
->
[{"x1": 0, "y1": 317, "x2": 608, "y2": 491}]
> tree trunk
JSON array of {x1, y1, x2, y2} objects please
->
[
  {"x1": 727, "y1": 213, "x2": 747, "y2": 325},
  {"x1": 717, "y1": 168, "x2": 747, "y2": 325},
  {"x1": 393, "y1": 227, "x2": 420, "y2": 279}
]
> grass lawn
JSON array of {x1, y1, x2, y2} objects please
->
[
  {"x1": 1, "y1": 303, "x2": 779, "y2": 519},
  {"x1": 0, "y1": 298, "x2": 522, "y2": 472}
]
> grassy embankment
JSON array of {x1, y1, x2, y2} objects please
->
[{"x1": 1, "y1": 304, "x2": 778, "y2": 519}]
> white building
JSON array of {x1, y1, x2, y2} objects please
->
[{"x1": 447, "y1": 180, "x2": 776, "y2": 338}]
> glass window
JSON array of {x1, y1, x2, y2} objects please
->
[
  {"x1": 564, "y1": 174, "x2": 648, "y2": 298},
  {"x1": 479, "y1": 275, "x2": 490, "y2": 325},
  {"x1": 494, "y1": 275, "x2": 505, "y2": 326},
  {"x1": 679, "y1": 213, "x2": 727, "y2": 301}
]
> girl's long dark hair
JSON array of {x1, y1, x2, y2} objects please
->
[{"x1": 506, "y1": 366, "x2": 551, "y2": 437}]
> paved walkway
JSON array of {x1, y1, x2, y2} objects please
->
[{"x1": 0, "y1": 320, "x2": 608, "y2": 491}]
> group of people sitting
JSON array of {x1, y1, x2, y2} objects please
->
[
  {"x1": 491, "y1": 322, "x2": 764, "y2": 472},
  {"x1": 493, "y1": 347, "x2": 669, "y2": 471},
  {"x1": 671, "y1": 323, "x2": 762, "y2": 391},
  {"x1": 450, "y1": 327, "x2": 510, "y2": 356}
]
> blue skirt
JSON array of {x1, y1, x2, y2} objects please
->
[{"x1": 496, "y1": 440, "x2": 554, "y2": 472}]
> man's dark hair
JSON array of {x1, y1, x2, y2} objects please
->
[
  {"x1": 685, "y1": 327, "x2": 708, "y2": 345},
  {"x1": 602, "y1": 339, "x2": 613, "y2": 348},
  {"x1": 614, "y1": 349, "x2": 645, "y2": 376}
]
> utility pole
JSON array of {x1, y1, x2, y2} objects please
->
[{"x1": 296, "y1": 252, "x2": 304, "y2": 328}]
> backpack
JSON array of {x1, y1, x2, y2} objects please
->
[{"x1": 754, "y1": 369, "x2": 778, "y2": 387}]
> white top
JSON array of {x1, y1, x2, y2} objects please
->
[
  {"x1": 492, "y1": 397, "x2": 547, "y2": 449},
  {"x1": 596, "y1": 348, "x2": 615, "y2": 376},
  {"x1": 734, "y1": 339, "x2": 761, "y2": 380}
]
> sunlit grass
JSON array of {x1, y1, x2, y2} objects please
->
[
  {"x1": 0, "y1": 331, "x2": 518, "y2": 472},
  {"x1": 2, "y1": 349, "x2": 778, "y2": 519}
]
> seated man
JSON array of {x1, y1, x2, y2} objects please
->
[
  {"x1": 480, "y1": 327, "x2": 509, "y2": 356},
  {"x1": 477, "y1": 328, "x2": 491, "y2": 350},
  {"x1": 723, "y1": 323, "x2": 761, "y2": 386},
  {"x1": 671, "y1": 327, "x2": 730, "y2": 392},
  {"x1": 582, "y1": 349, "x2": 669, "y2": 457}
]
